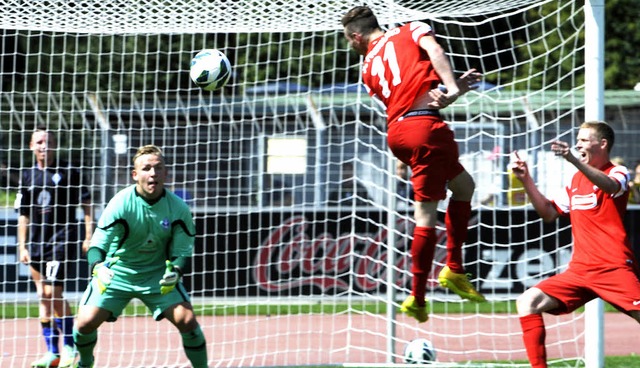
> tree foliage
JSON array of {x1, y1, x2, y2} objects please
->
[
  {"x1": 233, "y1": 31, "x2": 355, "y2": 90},
  {"x1": 603, "y1": 0, "x2": 640, "y2": 89},
  {"x1": 0, "y1": 1, "x2": 638, "y2": 94},
  {"x1": 516, "y1": 0, "x2": 640, "y2": 90}
]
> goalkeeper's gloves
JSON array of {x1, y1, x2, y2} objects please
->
[
  {"x1": 159, "y1": 260, "x2": 181, "y2": 295},
  {"x1": 92, "y1": 256, "x2": 119, "y2": 294}
]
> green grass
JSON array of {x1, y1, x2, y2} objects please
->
[
  {"x1": 0, "y1": 189, "x2": 17, "y2": 207},
  {"x1": 600, "y1": 354, "x2": 640, "y2": 367},
  {"x1": 475, "y1": 354, "x2": 639, "y2": 367},
  {"x1": 0, "y1": 300, "x2": 516, "y2": 318},
  {"x1": 185, "y1": 298, "x2": 611, "y2": 316},
  {"x1": 196, "y1": 299, "x2": 521, "y2": 316},
  {"x1": 295, "y1": 354, "x2": 640, "y2": 367},
  {"x1": 0, "y1": 300, "x2": 622, "y2": 319}
]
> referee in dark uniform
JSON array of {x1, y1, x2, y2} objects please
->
[{"x1": 17, "y1": 127, "x2": 93, "y2": 368}]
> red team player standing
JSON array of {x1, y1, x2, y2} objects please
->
[
  {"x1": 341, "y1": 6, "x2": 486, "y2": 324},
  {"x1": 512, "y1": 121, "x2": 640, "y2": 367}
]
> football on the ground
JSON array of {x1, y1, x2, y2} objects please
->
[
  {"x1": 404, "y1": 338, "x2": 437, "y2": 364},
  {"x1": 189, "y1": 49, "x2": 231, "y2": 91}
]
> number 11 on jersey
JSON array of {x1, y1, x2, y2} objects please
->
[{"x1": 370, "y1": 41, "x2": 401, "y2": 98}]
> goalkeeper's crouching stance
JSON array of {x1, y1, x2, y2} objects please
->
[{"x1": 72, "y1": 145, "x2": 208, "y2": 368}]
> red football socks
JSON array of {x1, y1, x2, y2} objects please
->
[
  {"x1": 519, "y1": 314, "x2": 548, "y2": 368},
  {"x1": 445, "y1": 199, "x2": 471, "y2": 274},
  {"x1": 410, "y1": 226, "x2": 437, "y2": 306}
]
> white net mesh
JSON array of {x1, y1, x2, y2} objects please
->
[
  {"x1": 0, "y1": 0, "x2": 604, "y2": 366},
  {"x1": 3, "y1": 1, "x2": 547, "y2": 33}
]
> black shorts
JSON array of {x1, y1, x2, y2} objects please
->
[
  {"x1": 29, "y1": 257, "x2": 68, "y2": 285},
  {"x1": 27, "y1": 226, "x2": 79, "y2": 260}
]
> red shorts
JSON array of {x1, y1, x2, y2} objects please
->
[
  {"x1": 535, "y1": 264, "x2": 640, "y2": 315},
  {"x1": 387, "y1": 115, "x2": 463, "y2": 202}
]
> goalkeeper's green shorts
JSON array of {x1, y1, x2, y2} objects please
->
[{"x1": 80, "y1": 278, "x2": 192, "y2": 321}]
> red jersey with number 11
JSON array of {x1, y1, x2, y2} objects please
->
[{"x1": 362, "y1": 22, "x2": 442, "y2": 124}]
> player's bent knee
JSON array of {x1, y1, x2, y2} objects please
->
[
  {"x1": 177, "y1": 314, "x2": 200, "y2": 332},
  {"x1": 167, "y1": 303, "x2": 199, "y2": 332},
  {"x1": 516, "y1": 292, "x2": 536, "y2": 316},
  {"x1": 76, "y1": 306, "x2": 111, "y2": 331},
  {"x1": 449, "y1": 171, "x2": 475, "y2": 199},
  {"x1": 75, "y1": 317, "x2": 102, "y2": 333},
  {"x1": 40, "y1": 289, "x2": 55, "y2": 300}
]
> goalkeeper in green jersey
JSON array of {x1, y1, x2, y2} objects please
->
[{"x1": 72, "y1": 145, "x2": 208, "y2": 368}]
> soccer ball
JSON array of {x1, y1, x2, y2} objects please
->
[
  {"x1": 404, "y1": 338, "x2": 437, "y2": 364},
  {"x1": 189, "y1": 49, "x2": 231, "y2": 91}
]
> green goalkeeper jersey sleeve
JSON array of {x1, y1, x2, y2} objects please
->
[{"x1": 90, "y1": 185, "x2": 196, "y2": 293}]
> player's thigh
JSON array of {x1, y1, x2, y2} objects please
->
[
  {"x1": 29, "y1": 268, "x2": 45, "y2": 296},
  {"x1": 142, "y1": 284, "x2": 193, "y2": 322},
  {"x1": 29, "y1": 262, "x2": 44, "y2": 282},
  {"x1": 516, "y1": 287, "x2": 560, "y2": 316},
  {"x1": 79, "y1": 282, "x2": 132, "y2": 321},
  {"x1": 414, "y1": 201, "x2": 439, "y2": 228},
  {"x1": 589, "y1": 265, "x2": 640, "y2": 314},
  {"x1": 388, "y1": 117, "x2": 468, "y2": 203},
  {"x1": 402, "y1": 121, "x2": 462, "y2": 202},
  {"x1": 447, "y1": 169, "x2": 475, "y2": 201},
  {"x1": 75, "y1": 305, "x2": 112, "y2": 332},
  {"x1": 534, "y1": 270, "x2": 595, "y2": 314}
]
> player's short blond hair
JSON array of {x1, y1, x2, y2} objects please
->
[
  {"x1": 580, "y1": 121, "x2": 615, "y2": 152},
  {"x1": 132, "y1": 144, "x2": 164, "y2": 166}
]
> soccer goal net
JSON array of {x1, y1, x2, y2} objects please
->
[{"x1": 0, "y1": 0, "x2": 605, "y2": 367}]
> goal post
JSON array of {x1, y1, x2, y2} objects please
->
[
  {"x1": 583, "y1": 1, "x2": 606, "y2": 368},
  {"x1": 0, "y1": 1, "x2": 613, "y2": 367}
]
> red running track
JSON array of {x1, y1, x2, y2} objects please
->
[{"x1": 1, "y1": 313, "x2": 637, "y2": 367}]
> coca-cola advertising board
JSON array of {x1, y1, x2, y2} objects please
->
[
  {"x1": 2, "y1": 209, "x2": 639, "y2": 295},
  {"x1": 186, "y1": 209, "x2": 578, "y2": 297}
]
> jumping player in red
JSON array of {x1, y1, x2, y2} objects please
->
[
  {"x1": 341, "y1": 6, "x2": 486, "y2": 323},
  {"x1": 511, "y1": 121, "x2": 640, "y2": 368}
]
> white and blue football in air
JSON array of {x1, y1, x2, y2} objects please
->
[
  {"x1": 404, "y1": 338, "x2": 437, "y2": 364},
  {"x1": 189, "y1": 49, "x2": 231, "y2": 91}
]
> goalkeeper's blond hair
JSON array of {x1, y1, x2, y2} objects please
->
[{"x1": 132, "y1": 144, "x2": 164, "y2": 166}]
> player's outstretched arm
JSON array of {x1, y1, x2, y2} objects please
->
[
  {"x1": 511, "y1": 151, "x2": 560, "y2": 222},
  {"x1": 551, "y1": 140, "x2": 621, "y2": 194}
]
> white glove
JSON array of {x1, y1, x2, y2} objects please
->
[
  {"x1": 159, "y1": 260, "x2": 180, "y2": 295},
  {"x1": 92, "y1": 257, "x2": 119, "y2": 294}
]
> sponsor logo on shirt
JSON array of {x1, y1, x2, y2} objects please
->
[
  {"x1": 571, "y1": 192, "x2": 597, "y2": 210},
  {"x1": 161, "y1": 218, "x2": 170, "y2": 230}
]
